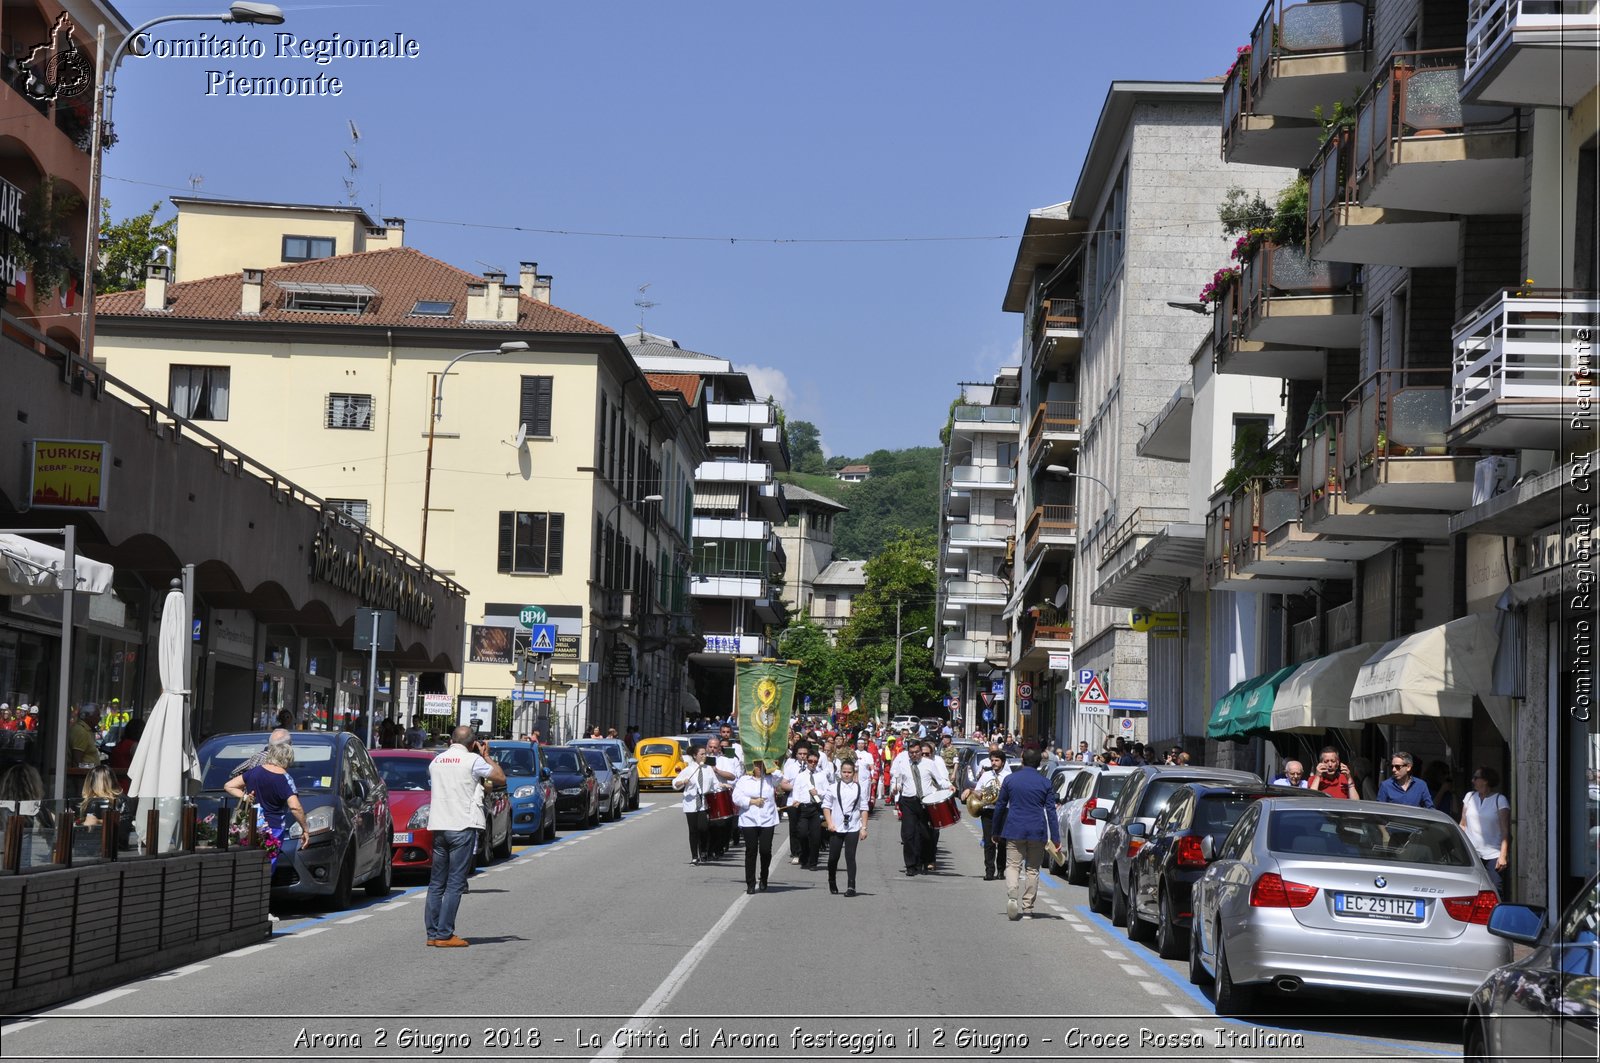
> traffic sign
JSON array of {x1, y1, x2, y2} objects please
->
[
  {"x1": 1109, "y1": 698, "x2": 1149, "y2": 713},
  {"x1": 980, "y1": 692, "x2": 993, "y2": 707},
  {"x1": 990, "y1": 679, "x2": 1005, "y2": 697},
  {"x1": 1019, "y1": 696, "x2": 1032, "y2": 716},
  {"x1": 518, "y1": 605, "x2": 547, "y2": 628},
  {"x1": 1078, "y1": 668, "x2": 1096, "y2": 688},
  {"x1": 1018, "y1": 682, "x2": 1033, "y2": 700},
  {"x1": 1079, "y1": 675, "x2": 1110, "y2": 707},
  {"x1": 942, "y1": 696, "x2": 951, "y2": 708},
  {"x1": 511, "y1": 689, "x2": 548, "y2": 702},
  {"x1": 982, "y1": 708, "x2": 993, "y2": 723},
  {"x1": 527, "y1": 623, "x2": 557, "y2": 654}
]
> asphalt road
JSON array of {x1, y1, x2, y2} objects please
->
[{"x1": 3, "y1": 795, "x2": 1469, "y2": 1062}]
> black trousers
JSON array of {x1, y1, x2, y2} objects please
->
[
  {"x1": 791, "y1": 804, "x2": 822, "y2": 867},
  {"x1": 979, "y1": 810, "x2": 1006, "y2": 876},
  {"x1": 898, "y1": 797, "x2": 929, "y2": 870},
  {"x1": 827, "y1": 830, "x2": 859, "y2": 889},
  {"x1": 741, "y1": 824, "x2": 774, "y2": 887},
  {"x1": 684, "y1": 810, "x2": 709, "y2": 860},
  {"x1": 708, "y1": 811, "x2": 733, "y2": 855}
]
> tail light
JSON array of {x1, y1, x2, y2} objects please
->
[
  {"x1": 1174, "y1": 835, "x2": 1207, "y2": 868},
  {"x1": 1126, "y1": 837, "x2": 1145, "y2": 858},
  {"x1": 1080, "y1": 798, "x2": 1098, "y2": 826},
  {"x1": 1443, "y1": 891, "x2": 1499, "y2": 925},
  {"x1": 1249, "y1": 872, "x2": 1318, "y2": 908}
]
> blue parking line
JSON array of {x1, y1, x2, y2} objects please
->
[{"x1": 1073, "y1": 904, "x2": 1456, "y2": 1056}]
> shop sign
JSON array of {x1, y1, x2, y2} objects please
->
[
  {"x1": 422, "y1": 693, "x2": 453, "y2": 716},
  {"x1": 1527, "y1": 521, "x2": 1592, "y2": 577},
  {"x1": 554, "y1": 633, "x2": 579, "y2": 661},
  {"x1": 210, "y1": 608, "x2": 256, "y2": 660},
  {"x1": 309, "y1": 521, "x2": 436, "y2": 627},
  {"x1": 29, "y1": 439, "x2": 108, "y2": 511},
  {"x1": 470, "y1": 625, "x2": 513, "y2": 665}
]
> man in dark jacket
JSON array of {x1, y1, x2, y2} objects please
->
[{"x1": 991, "y1": 747, "x2": 1061, "y2": 921}]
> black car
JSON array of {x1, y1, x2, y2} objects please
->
[
  {"x1": 196, "y1": 730, "x2": 392, "y2": 909},
  {"x1": 1125, "y1": 781, "x2": 1327, "y2": 958},
  {"x1": 1464, "y1": 874, "x2": 1599, "y2": 1062},
  {"x1": 543, "y1": 745, "x2": 599, "y2": 828}
]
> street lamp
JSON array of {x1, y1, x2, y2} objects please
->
[
  {"x1": 1045, "y1": 464, "x2": 1115, "y2": 504},
  {"x1": 420, "y1": 340, "x2": 531, "y2": 561},
  {"x1": 894, "y1": 625, "x2": 928, "y2": 687},
  {"x1": 81, "y1": 3, "x2": 287, "y2": 342}
]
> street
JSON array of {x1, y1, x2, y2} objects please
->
[{"x1": 4, "y1": 797, "x2": 1467, "y2": 1062}]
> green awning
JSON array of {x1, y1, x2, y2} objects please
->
[{"x1": 1208, "y1": 665, "x2": 1299, "y2": 741}]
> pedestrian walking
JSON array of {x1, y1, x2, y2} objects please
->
[
  {"x1": 422, "y1": 726, "x2": 505, "y2": 947},
  {"x1": 1461, "y1": 766, "x2": 1511, "y2": 891},
  {"x1": 1378, "y1": 751, "x2": 1434, "y2": 807},
  {"x1": 732, "y1": 759, "x2": 784, "y2": 894},
  {"x1": 223, "y1": 736, "x2": 311, "y2": 874},
  {"x1": 889, "y1": 742, "x2": 938, "y2": 876},
  {"x1": 672, "y1": 746, "x2": 716, "y2": 864},
  {"x1": 992, "y1": 748, "x2": 1061, "y2": 921},
  {"x1": 822, "y1": 760, "x2": 869, "y2": 896}
]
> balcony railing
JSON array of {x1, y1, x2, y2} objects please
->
[
  {"x1": 1228, "y1": 477, "x2": 1302, "y2": 571},
  {"x1": 949, "y1": 521, "x2": 1015, "y2": 546},
  {"x1": 1341, "y1": 367, "x2": 1454, "y2": 483},
  {"x1": 707, "y1": 402, "x2": 775, "y2": 427},
  {"x1": 1452, "y1": 289, "x2": 1599, "y2": 426},
  {"x1": 1028, "y1": 622, "x2": 1074, "y2": 647},
  {"x1": 1237, "y1": 240, "x2": 1357, "y2": 331},
  {"x1": 1026, "y1": 400, "x2": 1082, "y2": 456},
  {"x1": 1298, "y1": 410, "x2": 1346, "y2": 511},
  {"x1": 696, "y1": 460, "x2": 772, "y2": 484},
  {"x1": 952, "y1": 405, "x2": 1021, "y2": 424},
  {"x1": 1024, "y1": 504, "x2": 1078, "y2": 558},
  {"x1": 1465, "y1": 0, "x2": 1600, "y2": 106},
  {"x1": 1099, "y1": 505, "x2": 1191, "y2": 569},
  {"x1": 943, "y1": 636, "x2": 1008, "y2": 662},
  {"x1": 945, "y1": 579, "x2": 1008, "y2": 603},
  {"x1": 950, "y1": 465, "x2": 1017, "y2": 489},
  {"x1": 1037, "y1": 297, "x2": 1081, "y2": 333},
  {"x1": 1205, "y1": 499, "x2": 1231, "y2": 584},
  {"x1": 1224, "y1": 0, "x2": 1371, "y2": 151}
]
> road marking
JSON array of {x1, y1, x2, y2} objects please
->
[
  {"x1": 1069, "y1": 923, "x2": 1094, "y2": 933},
  {"x1": 1119, "y1": 963, "x2": 1144, "y2": 976},
  {"x1": 57, "y1": 987, "x2": 137, "y2": 1010},
  {"x1": 1162, "y1": 1003, "x2": 1198, "y2": 1017},
  {"x1": 225, "y1": 942, "x2": 277, "y2": 957},
  {"x1": 336, "y1": 914, "x2": 372, "y2": 924},
  {"x1": 1141, "y1": 981, "x2": 1170, "y2": 996},
  {"x1": 374, "y1": 900, "x2": 408, "y2": 910},
  {"x1": 288, "y1": 926, "x2": 329, "y2": 937},
  {"x1": 6, "y1": 1020, "x2": 45, "y2": 1034},
  {"x1": 1101, "y1": 949, "x2": 1122, "y2": 959},
  {"x1": 148, "y1": 963, "x2": 209, "y2": 981}
]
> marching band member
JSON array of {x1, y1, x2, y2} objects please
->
[
  {"x1": 786, "y1": 749, "x2": 830, "y2": 871},
  {"x1": 781, "y1": 740, "x2": 812, "y2": 864},
  {"x1": 889, "y1": 743, "x2": 939, "y2": 876},
  {"x1": 960, "y1": 749, "x2": 1014, "y2": 880},
  {"x1": 731, "y1": 759, "x2": 786, "y2": 894},
  {"x1": 852, "y1": 737, "x2": 876, "y2": 809},
  {"x1": 822, "y1": 759, "x2": 870, "y2": 896},
  {"x1": 919, "y1": 740, "x2": 952, "y2": 871},
  {"x1": 707, "y1": 737, "x2": 742, "y2": 859},
  {"x1": 672, "y1": 746, "x2": 717, "y2": 865}
]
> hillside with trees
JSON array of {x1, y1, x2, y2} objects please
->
[{"x1": 780, "y1": 419, "x2": 941, "y2": 560}]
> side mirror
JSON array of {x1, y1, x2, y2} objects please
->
[
  {"x1": 1487, "y1": 903, "x2": 1547, "y2": 946},
  {"x1": 540, "y1": 768, "x2": 551, "y2": 781},
  {"x1": 1126, "y1": 822, "x2": 1146, "y2": 837},
  {"x1": 1089, "y1": 807, "x2": 1109, "y2": 821},
  {"x1": 1200, "y1": 835, "x2": 1218, "y2": 861}
]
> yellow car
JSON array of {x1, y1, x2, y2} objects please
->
[{"x1": 635, "y1": 737, "x2": 685, "y2": 790}]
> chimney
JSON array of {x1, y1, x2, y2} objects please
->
[
  {"x1": 465, "y1": 281, "x2": 489, "y2": 320},
  {"x1": 144, "y1": 263, "x2": 170, "y2": 311},
  {"x1": 241, "y1": 268, "x2": 263, "y2": 314},
  {"x1": 382, "y1": 217, "x2": 405, "y2": 247},
  {"x1": 531, "y1": 271, "x2": 551, "y2": 304}
]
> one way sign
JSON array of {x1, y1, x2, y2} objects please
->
[{"x1": 528, "y1": 624, "x2": 556, "y2": 654}]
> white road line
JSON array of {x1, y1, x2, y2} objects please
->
[
  {"x1": 7, "y1": 1020, "x2": 45, "y2": 1034},
  {"x1": 1070, "y1": 924, "x2": 1094, "y2": 933},
  {"x1": 148, "y1": 963, "x2": 209, "y2": 981},
  {"x1": 1119, "y1": 963, "x2": 1144, "y2": 976},
  {"x1": 57, "y1": 987, "x2": 138, "y2": 1010},
  {"x1": 336, "y1": 913, "x2": 372, "y2": 924},
  {"x1": 1140, "y1": 981, "x2": 1170, "y2": 996},
  {"x1": 287, "y1": 926, "x2": 329, "y2": 937},
  {"x1": 226, "y1": 942, "x2": 278, "y2": 957},
  {"x1": 591, "y1": 839, "x2": 791, "y2": 1062},
  {"x1": 1162, "y1": 1003, "x2": 1198, "y2": 1017},
  {"x1": 1100, "y1": 949, "x2": 1121, "y2": 958}
]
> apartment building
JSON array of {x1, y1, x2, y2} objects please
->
[
  {"x1": 774, "y1": 482, "x2": 847, "y2": 622},
  {"x1": 624, "y1": 332, "x2": 790, "y2": 717},
  {"x1": 810, "y1": 559, "x2": 866, "y2": 640},
  {"x1": 94, "y1": 201, "x2": 705, "y2": 740},
  {"x1": 1176, "y1": 0, "x2": 1595, "y2": 910}
]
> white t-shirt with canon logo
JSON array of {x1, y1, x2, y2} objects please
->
[{"x1": 428, "y1": 744, "x2": 491, "y2": 832}]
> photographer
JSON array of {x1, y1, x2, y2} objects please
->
[{"x1": 424, "y1": 727, "x2": 505, "y2": 948}]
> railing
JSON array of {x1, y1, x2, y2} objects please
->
[
  {"x1": 1024, "y1": 504, "x2": 1078, "y2": 558},
  {"x1": 1452, "y1": 289, "x2": 1599, "y2": 425},
  {"x1": 1307, "y1": 127, "x2": 1351, "y2": 249},
  {"x1": 1099, "y1": 505, "x2": 1190, "y2": 568},
  {"x1": 1228, "y1": 477, "x2": 1302, "y2": 570},
  {"x1": 1, "y1": 798, "x2": 266, "y2": 871},
  {"x1": 951, "y1": 405, "x2": 1021, "y2": 425},
  {"x1": 707, "y1": 402, "x2": 775, "y2": 427},
  {"x1": 1341, "y1": 367, "x2": 1454, "y2": 482},
  {"x1": 1038, "y1": 297, "x2": 1081, "y2": 332},
  {"x1": 950, "y1": 465, "x2": 1017, "y2": 487},
  {"x1": 1213, "y1": 281, "x2": 1240, "y2": 353},
  {"x1": 1298, "y1": 410, "x2": 1346, "y2": 509},
  {"x1": 949, "y1": 521, "x2": 1015, "y2": 544},
  {"x1": 697, "y1": 460, "x2": 773, "y2": 482},
  {"x1": 1467, "y1": 0, "x2": 1600, "y2": 79},
  {"x1": 1205, "y1": 500, "x2": 1231, "y2": 583},
  {"x1": 1238, "y1": 240, "x2": 1357, "y2": 329},
  {"x1": 1027, "y1": 622, "x2": 1074, "y2": 647},
  {"x1": 1026, "y1": 401, "x2": 1082, "y2": 454},
  {"x1": 1226, "y1": 0, "x2": 1371, "y2": 154},
  {"x1": 1291, "y1": 613, "x2": 1323, "y2": 662},
  {"x1": 945, "y1": 579, "x2": 1008, "y2": 601},
  {"x1": 943, "y1": 637, "x2": 1008, "y2": 662}
]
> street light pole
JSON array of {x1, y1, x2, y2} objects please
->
[
  {"x1": 420, "y1": 340, "x2": 530, "y2": 561},
  {"x1": 892, "y1": 596, "x2": 928, "y2": 719}
]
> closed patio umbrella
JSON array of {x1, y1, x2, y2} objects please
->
[{"x1": 126, "y1": 585, "x2": 199, "y2": 852}]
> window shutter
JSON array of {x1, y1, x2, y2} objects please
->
[
  {"x1": 497, "y1": 512, "x2": 515, "y2": 573},
  {"x1": 523, "y1": 512, "x2": 548, "y2": 573},
  {"x1": 534, "y1": 378, "x2": 553, "y2": 436},
  {"x1": 547, "y1": 513, "x2": 564, "y2": 574}
]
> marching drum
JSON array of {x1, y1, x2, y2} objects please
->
[
  {"x1": 705, "y1": 789, "x2": 736, "y2": 821},
  {"x1": 923, "y1": 791, "x2": 961, "y2": 829}
]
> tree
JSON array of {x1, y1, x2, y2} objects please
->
[
  {"x1": 835, "y1": 530, "x2": 942, "y2": 710},
  {"x1": 97, "y1": 200, "x2": 176, "y2": 294},
  {"x1": 786, "y1": 419, "x2": 828, "y2": 474},
  {"x1": 776, "y1": 617, "x2": 848, "y2": 710}
]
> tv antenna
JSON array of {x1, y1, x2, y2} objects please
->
[
  {"x1": 633, "y1": 283, "x2": 659, "y2": 335},
  {"x1": 187, "y1": 174, "x2": 204, "y2": 192},
  {"x1": 342, "y1": 119, "x2": 361, "y2": 204}
]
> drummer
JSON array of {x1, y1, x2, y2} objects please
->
[
  {"x1": 919, "y1": 740, "x2": 953, "y2": 871},
  {"x1": 706, "y1": 737, "x2": 742, "y2": 859},
  {"x1": 961, "y1": 749, "x2": 1014, "y2": 881},
  {"x1": 672, "y1": 746, "x2": 718, "y2": 864},
  {"x1": 888, "y1": 742, "x2": 940, "y2": 876}
]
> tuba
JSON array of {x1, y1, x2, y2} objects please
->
[{"x1": 965, "y1": 781, "x2": 1000, "y2": 817}]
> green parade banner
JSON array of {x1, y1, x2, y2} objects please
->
[{"x1": 734, "y1": 659, "x2": 799, "y2": 768}]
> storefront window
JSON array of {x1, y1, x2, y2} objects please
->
[
  {"x1": 0, "y1": 626, "x2": 49, "y2": 769},
  {"x1": 73, "y1": 631, "x2": 141, "y2": 727}
]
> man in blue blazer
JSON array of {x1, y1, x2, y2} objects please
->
[{"x1": 991, "y1": 747, "x2": 1061, "y2": 921}]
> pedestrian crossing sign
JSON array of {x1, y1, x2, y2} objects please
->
[
  {"x1": 1079, "y1": 675, "x2": 1109, "y2": 707},
  {"x1": 528, "y1": 623, "x2": 556, "y2": 654}
]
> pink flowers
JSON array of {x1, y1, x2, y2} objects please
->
[
  {"x1": 1225, "y1": 44, "x2": 1252, "y2": 80},
  {"x1": 1199, "y1": 266, "x2": 1241, "y2": 305}
]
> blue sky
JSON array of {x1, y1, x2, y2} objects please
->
[{"x1": 104, "y1": 0, "x2": 1261, "y2": 457}]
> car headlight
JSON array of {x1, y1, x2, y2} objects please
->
[
  {"x1": 286, "y1": 808, "x2": 336, "y2": 838},
  {"x1": 513, "y1": 785, "x2": 538, "y2": 799},
  {"x1": 408, "y1": 805, "x2": 430, "y2": 829},
  {"x1": 559, "y1": 787, "x2": 582, "y2": 796}
]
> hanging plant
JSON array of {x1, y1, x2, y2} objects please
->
[
  {"x1": 1198, "y1": 265, "x2": 1240, "y2": 305},
  {"x1": 20, "y1": 176, "x2": 83, "y2": 308}
]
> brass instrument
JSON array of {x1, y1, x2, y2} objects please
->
[{"x1": 965, "y1": 781, "x2": 1000, "y2": 817}]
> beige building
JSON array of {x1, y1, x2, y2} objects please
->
[
  {"x1": 95, "y1": 199, "x2": 704, "y2": 740},
  {"x1": 168, "y1": 197, "x2": 406, "y2": 283},
  {"x1": 774, "y1": 483, "x2": 846, "y2": 621},
  {"x1": 810, "y1": 559, "x2": 866, "y2": 641}
]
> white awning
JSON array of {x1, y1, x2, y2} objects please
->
[
  {"x1": 1348, "y1": 615, "x2": 1500, "y2": 725},
  {"x1": 0, "y1": 534, "x2": 114, "y2": 595},
  {"x1": 1271, "y1": 642, "x2": 1385, "y2": 734}
]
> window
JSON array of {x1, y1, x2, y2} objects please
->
[
  {"x1": 498, "y1": 511, "x2": 565, "y2": 575},
  {"x1": 824, "y1": 594, "x2": 837, "y2": 618},
  {"x1": 169, "y1": 365, "x2": 230, "y2": 421},
  {"x1": 409, "y1": 300, "x2": 454, "y2": 317},
  {"x1": 326, "y1": 498, "x2": 369, "y2": 525},
  {"x1": 326, "y1": 394, "x2": 373, "y2": 430},
  {"x1": 282, "y1": 235, "x2": 336, "y2": 262},
  {"x1": 519, "y1": 376, "x2": 553, "y2": 437}
]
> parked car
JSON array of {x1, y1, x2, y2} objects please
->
[
  {"x1": 1089, "y1": 765, "x2": 1260, "y2": 924},
  {"x1": 371, "y1": 749, "x2": 513, "y2": 874},
  {"x1": 1126, "y1": 781, "x2": 1327, "y2": 957},
  {"x1": 1049, "y1": 763, "x2": 1086, "y2": 804},
  {"x1": 1058, "y1": 765, "x2": 1136, "y2": 884},
  {"x1": 888, "y1": 715, "x2": 920, "y2": 732},
  {"x1": 582, "y1": 747, "x2": 626, "y2": 821},
  {"x1": 954, "y1": 744, "x2": 995, "y2": 791},
  {"x1": 488, "y1": 740, "x2": 556, "y2": 843},
  {"x1": 1464, "y1": 873, "x2": 1599, "y2": 1062},
  {"x1": 635, "y1": 737, "x2": 686, "y2": 791},
  {"x1": 196, "y1": 730, "x2": 392, "y2": 909},
  {"x1": 1189, "y1": 799, "x2": 1511, "y2": 1016},
  {"x1": 572, "y1": 737, "x2": 639, "y2": 810},
  {"x1": 544, "y1": 745, "x2": 600, "y2": 828}
]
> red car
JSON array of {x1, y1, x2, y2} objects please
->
[{"x1": 371, "y1": 749, "x2": 513, "y2": 874}]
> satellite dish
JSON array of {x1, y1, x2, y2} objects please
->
[
  {"x1": 925, "y1": 636, "x2": 934, "y2": 650},
  {"x1": 513, "y1": 423, "x2": 528, "y2": 448},
  {"x1": 1053, "y1": 585, "x2": 1070, "y2": 609}
]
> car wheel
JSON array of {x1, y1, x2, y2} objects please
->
[
  {"x1": 1087, "y1": 863, "x2": 1109, "y2": 914},
  {"x1": 495, "y1": 822, "x2": 513, "y2": 860},
  {"x1": 330, "y1": 845, "x2": 356, "y2": 910},
  {"x1": 1188, "y1": 916, "x2": 1212, "y2": 986},
  {"x1": 474, "y1": 829, "x2": 491, "y2": 867},
  {"x1": 1462, "y1": 1016, "x2": 1490, "y2": 1063},
  {"x1": 364, "y1": 847, "x2": 393, "y2": 897},
  {"x1": 1066, "y1": 843, "x2": 1089, "y2": 886},
  {"x1": 586, "y1": 798, "x2": 599, "y2": 829},
  {"x1": 611, "y1": 795, "x2": 624, "y2": 821},
  {"x1": 629, "y1": 788, "x2": 640, "y2": 811},
  {"x1": 1126, "y1": 874, "x2": 1153, "y2": 943},
  {"x1": 1156, "y1": 887, "x2": 1185, "y2": 960},
  {"x1": 1110, "y1": 870, "x2": 1129, "y2": 927},
  {"x1": 1212, "y1": 931, "x2": 1255, "y2": 1017},
  {"x1": 542, "y1": 808, "x2": 557, "y2": 843}
]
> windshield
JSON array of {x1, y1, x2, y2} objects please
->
[
  {"x1": 200, "y1": 737, "x2": 339, "y2": 793},
  {"x1": 582, "y1": 749, "x2": 611, "y2": 773},
  {"x1": 639, "y1": 742, "x2": 677, "y2": 758},
  {"x1": 490, "y1": 745, "x2": 538, "y2": 775},
  {"x1": 546, "y1": 749, "x2": 583, "y2": 773},
  {"x1": 1095, "y1": 774, "x2": 1129, "y2": 800},
  {"x1": 375, "y1": 757, "x2": 431, "y2": 792},
  {"x1": 1267, "y1": 808, "x2": 1474, "y2": 865}
]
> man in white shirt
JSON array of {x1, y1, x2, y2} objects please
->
[
  {"x1": 852, "y1": 738, "x2": 876, "y2": 807},
  {"x1": 822, "y1": 760, "x2": 870, "y2": 896},
  {"x1": 962, "y1": 749, "x2": 1014, "y2": 880},
  {"x1": 781, "y1": 741, "x2": 813, "y2": 863},
  {"x1": 424, "y1": 726, "x2": 505, "y2": 948},
  {"x1": 707, "y1": 737, "x2": 742, "y2": 858},
  {"x1": 889, "y1": 743, "x2": 940, "y2": 876},
  {"x1": 786, "y1": 749, "x2": 831, "y2": 871}
]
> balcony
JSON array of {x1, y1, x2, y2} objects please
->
[
  {"x1": 690, "y1": 574, "x2": 766, "y2": 599},
  {"x1": 1308, "y1": 51, "x2": 1524, "y2": 266},
  {"x1": 1297, "y1": 411, "x2": 1452, "y2": 539},
  {"x1": 1026, "y1": 400, "x2": 1082, "y2": 470},
  {"x1": 692, "y1": 516, "x2": 769, "y2": 540},
  {"x1": 699, "y1": 632, "x2": 765, "y2": 657},
  {"x1": 1236, "y1": 241, "x2": 1362, "y2": 350},
  {"x1": 1214, "y1": 283, "x2": 1329, "y2": 378},
  {"x1": 1015, "y1": 618, "x2": 1075, "y2": 670},
  {"x1": 950, "y1": 405, "x2": 1021, "y2": 436},
  {"x1": 707, "y1": 402, "x2": 775, "y2": 427},
  {"x1": 1031, "y1": 296, "x2": 1083, "y2": 372},
  {"x1": 1226, "y1": 476, "x2": 1354, "y2": 590},
  {"x1": 1138, "y1": 381, "x2": 1194, "y2": 461},
  {"x1": 1023, "y1": 504, "x2": 1078, "y2": 563},
  {"x1": 949, "y1": 464, "x2": 1016, "y2": 491},
  {"x1": 1342, "y1": 368, "x2": 1479, "y2": 510},
  {"x1": 944, "y1": 579, "x2": 1009, "y2": 607},
  {"x1": 1463, "y1": 0, "x2": 1600, "y2": 107},
  {"x1": 942, "y1": 636, "x2": 1008, "y2": 666},
  {"x1": 948, "y1": 521, "x2": 1015, "y2": 551},
  {"x1": 1451, "y1": 290, "x2": 1599, "y2": 450},
  {"x1": 696, "y1": 460, "x2": 772, "y2": 485}
]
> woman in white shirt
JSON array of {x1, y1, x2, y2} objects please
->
[
  {"x1": 1460, "y1": 765, "x2": 1511, "y2": 891},
  {"x1": 672, "y1": 746, "x2": 717, "y2": 866},
  {"x1": 822, "y1": 760, "x2": 870, "y2": 896},
  {"x1": 732, "y1": 760, "x2": 786, "y2": 894}
]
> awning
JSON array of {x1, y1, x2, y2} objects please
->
[
  {"x1": 1208, "y1": 665, "x2": 1297, "y2": 741},
  {"x1": 1271, "y1": 642, "x2": 1385, "y2": 734},
  {"x1": 1349, "y1": 614, "x2": 1501, "y2": 725},
  {"x1": 0, "y1": 534, "x2": 114, "y2": 595}
]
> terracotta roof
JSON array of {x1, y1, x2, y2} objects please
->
[
  {"x1": 838, "y1": 464, "x2": 871, "y2": 474},
  {"x1": 646, "y1": 372, "x2": 702, "y2": 405},
  {"x1": 96, "y1": 247, "x2": 611, "y2": 335}
]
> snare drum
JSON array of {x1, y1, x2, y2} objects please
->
[
  {"x1": 923, "y1": 792, "x2": 960, "y2": 829},
  {"x1": 704, "y1": 788, "x2": 736, "y2": 821}
]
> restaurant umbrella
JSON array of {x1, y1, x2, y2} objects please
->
[{"x1": 126, "y1": 583, "x2": 199, "y2": 853}]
